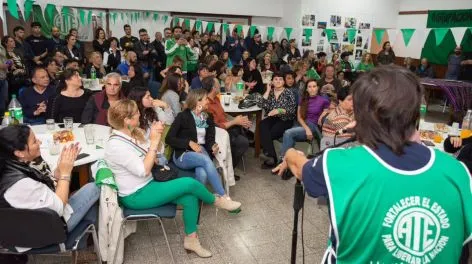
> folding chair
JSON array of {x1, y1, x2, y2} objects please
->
[
  {"x1": 0, "y1": 208, "x2": 100, "y2": 264},
  {"x1": 113, "y1": 204, "x2": 177, "y2": 264}
]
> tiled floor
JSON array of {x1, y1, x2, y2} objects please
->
[{"x1": 28, "y1": 104, "x2": 450, "y2": 264}]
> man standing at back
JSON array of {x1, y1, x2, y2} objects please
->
[
  {"x1": 25, "y1": 22, "x2": 49, "y2": 66},
  {"x1": 49, "y1": 26, "x2": 65, "y2": 52},
  {"x1": 120, "y1": 24, "x2": 138, "y2": 51},
  {"x1": 13, "y1": 26, "x2": 34, "y2": 71},
  {"x1": 165, "y1": 26, "x2": 194, "y2": 77}
]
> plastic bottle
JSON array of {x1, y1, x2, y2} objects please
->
[
  {"x1": 90, "y1": 66, "x2": 96, "y2": 79},
  {"x1": 462, "y1": 110, "x2": 472, "y2": 130},
  {"x1": 1, "y1": 111, "x2": 11, "y2": 127},
  {"x1": 418, "y1": 96, "x2": 427, "y2": 129},
  {"x1": 8, "y1": 95, "x2": 23, "y2": 124},
  {"x1": 236, "y1": 80, "x2": 244, "y2": 97}
]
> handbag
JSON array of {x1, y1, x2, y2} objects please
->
[
  {"x1": 238, "y1": 93, "x2": 259, "y2": 109},
  {"x1": 109, "y1": 134, "x2": 178, "y2": 182}
]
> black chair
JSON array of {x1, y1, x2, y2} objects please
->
[{"x1": 0, "y1": 208, "x2": 101, "y2": 264}]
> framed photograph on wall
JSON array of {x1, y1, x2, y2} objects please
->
[
  {"x1": 302, "y1": 15, "x2": 316, "y2": 26},
  {"x1": 330, "y1": 15, "x2": 342, "y2": 27}
]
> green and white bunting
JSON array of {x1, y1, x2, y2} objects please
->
[
  {"x1": 400, "y1": 29, "x2": 416, "y2": 47},
  {"x1": 267, "y1": 26, "x2": 275, "y2": 41},
  {"x1": 374, "y1": 28, "x2": 386, "y2": 45},
  {"x1": 284, "y1": 27, "x2": 293, "y2": 39},
  {"x1": 433, "y1": 28, "x2": 449, "y2": 46},
  {"x1": 450, "y1": 27, "x2": 467, "y2": 46},
  {"x1": 303, "y1": 28, "x2": 313, "y2": 42}
]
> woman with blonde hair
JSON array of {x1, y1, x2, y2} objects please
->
[
  {"x1": 105, "y1": 99, "x2": 241, "y2": 258},
  {"x1": 356, "y1": 52, "x2": 374, "y2": 72}
]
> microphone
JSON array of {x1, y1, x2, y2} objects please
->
[{"x1": 335, "y1": 128, "x2": 354, "y2": 135}]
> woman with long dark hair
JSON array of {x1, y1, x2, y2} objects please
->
[
  {"x1": 279, "y1": 79, "x2": 329, "y2": 162},
  {"x1": 0, "y1": 125, "x2": 99, "y2": 247},
  {"x1": 159, "y1": 73, "x2": 182, "y2": 117},
  {"x1": 103, "y1": 37, "x2": 123, "y2": 73},
  {"x1": 92, "y1": 27, "x2": 109, "y2": 55},
  {"x1": 2, "y1": 35, "x2": 27, "y2": 96},
  {"x1": 377, "y1": 41, "x2": 395, "y2": 65},
  {"x1": 47, "y1": 69, "x2": 91, "y2": 123},
  {"x1": 242, "y1": 57, "x2": 264, "y2": 94},
  {"x1": 128, "y1": 88, "x2": 173, "y2": 131},
  {"x1": 62, "y1": 34, "x2": 82, "y2": 63}
]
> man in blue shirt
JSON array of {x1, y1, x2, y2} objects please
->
[
  {"x1": 224, "y1": 30, "x2": 245, "y2": 66},
  {"x1": 19, "y1": 68, "x2": 56, "y2": 124},
  {"x1": 190, "y1": 64, "x2": 210, "y2": 89}
]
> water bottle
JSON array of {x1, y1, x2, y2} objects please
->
[
  {"x1": 1, "y1": 111, "x2": 11, "y2": 128},
  {"x1": 236, "y1": 81, "x2": 244, "y2": 97},
  {"x1": 462, "y1": 110, "x2": 472, "y2": 130},
  {"x1": 8, "y1": 95, "x2": 23, "y2": 124},
  {"x1": 90, "y1": 66, "x2": 97, "y2": 80},
  {"x1": 418, "y1": 96, "x2": 427, "y2": 129}
]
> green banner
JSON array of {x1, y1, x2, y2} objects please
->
[
  {"x1": 195, "y1": 20, "x2": 202, "y2": 31},
  {"x1": 249, "y1": 25, "x2": 257, "y2": 37},
  {"x1": 374, "y1": 28, "x2": 385, "y2": 45},
  {"x1": 267, "y1": 26, "x2": 275, "y2": 40},
  {"x1": 7, "y1": 0, "x2": 19, "y2": 19},
  {"x1": 346, "y1": 29, "x2": 356, "y2": 43},
  {"x1": 24, "y1": 0, "x2": 34, "y2": 20},
  {"x1": 207, "y1": 22, "x2": 214, "y2": 32},
  {"x1": 400, "y1": 28, "x2": 415, "y2": 47},
  {"x1": 184, "y1": 19, "x2": 190, "y2": 29},
  {"x1": 222, "y1": 23, "x2": 229, "y2": 34},
  {"x1": 153, "y1": 12, "x2": 159, "y2": 22},
  {"x1": 427, "y1": 9, "x2": 472, "y2": 28},
  {"x1": 303, "y1": 28, "x2": 312, "y2": 42},
  {"x1": 162, "y1": 15, "x2": 168, "y2": 24},
  {"x1": 285, "y1": 27, "x2": 293, "y2": 39},
  {"x1": 433, "y1": 28, "x2": 449, "y2": 46}
]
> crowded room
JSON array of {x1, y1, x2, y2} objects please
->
[{"x1": 1, "y1": 0, "x2": 472, "y2": 263}]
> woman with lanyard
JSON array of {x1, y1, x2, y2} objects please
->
[{"x1": 274, "y1": 65, "x2": 472, "y2": 263}]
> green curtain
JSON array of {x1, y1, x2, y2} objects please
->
[{"x1": 420, "y1": 30, "x2": 456, "y2": 65}]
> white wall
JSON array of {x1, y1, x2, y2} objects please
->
[{"x1": 52, "y1": 0, "x2": 284, "y2": 18}]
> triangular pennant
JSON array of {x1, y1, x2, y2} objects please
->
[
  {"x1": 324, "y1": 29, "x2": 335, "y2": 40},
  {"x1": 112, "y1": 12, "x2": 117, "y2": 24},
  {"x1": 214, "y1": 22, "x2": 221, "y2": 33},
  {"x1": 433, "y1": 28, "x2": 449, "y2": 46},
  {"x1": 373, "y1": 28, "x2": 386, "y2": 45},
  {"x1": 16, "y1": 0, "x2": 25, "y2": 19},
  {"x1": 135, "y1": 12, "x2": 140, "y2": 23},
  {"x1": 153, "y1": 12, "x2": 159, "y2": 22},
  {"x1": 162, "y1": 15, "x2": 169, "y2": 24},
  {"x1": 303, "y1": 28, "x2": 313, "y2": 42},
  {"x1": 202, "y1": 21, "x2": 208, "y2": 33},
  {"x1": 184, "y1": 19, "x2": 190, "y2": 29},
  {"x1": 24, "y1": 0, "x2": 34, "y2": 20},
  {"x1": 120, "y1": 12, "x2": 124, "y2": 21},
  {"x1": 207, "y1": 22, "x2": 215, "y2": 32},
  {"x1": 400, "y1": 29, "x2": 416, "y2": 47},
  {"x1": 267, "y1": 26, "x2": 275, "y2": 41},
  {"x1": 284, "y1": 27, "x2": 293, "y2": 39},
  {"x1": 386, "y1": 29, "x2": 398, "y2": 46},
  {"x1": 173, "y1": 17, "x2": 180, "y2": 27},
  {"x1": 335, "y1": 28, "x2": 345, "y2": 43},
  {"x1": 189, "y1": 19, "x2": 196, "y2": 31},
  {"x1": 195, "y1": 20, "x2": 202, "y2": 31},
  {"x1": 7, "y1": 0, "x2": 19, "y2": 19},
  {"x1": 450, "y1": 27, "x2": 467, "y2": 46},
  {"x1": 145, "y1": 11, "x2": 150, "y2": 18},
  {"x1": 229, "y1": 24, "x2": 236, "y2": 35},
  {"x1": 45, "y1": 4, "x2": 55, "y2": 22},
  {"x1": 235, "y1": 25, "x2": 243, "y2": 35},
  {"x1": 242, "y1": 25, "x2": 250, "y2": 38},
  {"x1": 87, "y1": 10, "x2": 93, "y2": 25},
  {"x1": 346, "y1": 28, "x2": 356, "y2": 43},
  {"x1": 250, "y1": 25, "x2": 258, "y2": 37},
  {"x1": 222, "y1": 23, "x2": 229, "y2": 34}
]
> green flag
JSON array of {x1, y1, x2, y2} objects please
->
[
  {"x1": 374, "y1": 28, "x2": 386, "y2": 45},
  {"x1": 303, "y1": 28, "x2": 313, "y2": 42},
  {"x1": 163, "y1": 15, "x2": 168, "y2": 24},
  {"x1": 285, "y1": 27, "x2": 293, "y2": 39},
  {"x1": 7, "y1": 0, "x2": 19, "y2": 19},
  {"x1": 87, "y1": 10, "x2": 92, "y2": 24},
  {"x1": 433, "y1": 28, "x2": 449, "y2": 46},
  {"x1": 145, "y1": 11, "x2": 150, "y2": 18},
  {"x1": 236, "y1": 24, "x2": 243, "y2": 34},
  {"x1": 79, "y1": 9, "x2": 86, "y2": 25},
  {"x1": 173, "y1": 17, "x2": 180, "y2": 27},
  {"x1": 250, "y1": 25, "x2": 258, "y2": 37},
  {"x1": 121, "y1": 12, "x2": 124, "y2": 21},
  {"x1": 267, "y1": 27, "x2": 275, "y2": 40},
  {"x1": 195, "y1": 20, "x2": 202, "y2": 31},
  {"x1": 112, "y1": 12, "x2": 117, "y2": 24},
  {"x1": 400, "y1": 28, "x2": 416, "y2": 47},
  {"x1": 184, "y1": 19, "x2": 190, "y2": 29},
  {"x1": 324, "y1": 29, "x2": 335, "y2": 40},
  {"x1": 153, "y1": 13, "x2": 159, "y2": 21},
  {"x1": 24, "y1": 0, "x2": 34, "y2": 20},
  {"x1": 135, "y1": 12, "x2": 140, "y2": 23},
  {"x1": 207, "y1": 22, "x2": 215, "y2": 32},
  {"x1": 46, "y1": 4, "x2": 55, "y2": 22},
  {"x1": 346, "y1": 29, "x2": 356, "y2": 43},
  {"x1": 222, "y1": 23, "x2": 229, "y2": 34}
]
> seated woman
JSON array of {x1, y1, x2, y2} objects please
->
[
  {"x1": 121, "y1": 65, "x2": 146, "y2": 97},
  {"x1": 83, "y1": 51, "x2": 106, "y2": 79},
  {"x1": 416, "y1": 58, "x2": 434, "y2": 78},
  {"x1": 2, "y1": 35, "x2": 27, "y2": 96},
  {"x1": 242, "y1": 58, "x2": 264, "y2": 94},
  {"x1": 105, "y1": 99, "x2": 241, "y2": 258},
  {"x1": 81, "y1": 72, "x2": 124, "y2": 125},
  {"x1": 257, "y1": 72, "x2": 297, "y2": 169},
  {"x1": 0, "y1": 125, "x2": 99, "y2": 245},
  {"x1": 280, "y1": 79, "x2": 329, "y2": 162},
  {"x1": 166, "y1": 89, "x2": 241, "y2": 203},
  {"x1": 47, "y1": 69, "x2": 92, "y2": 123},
  {"x1": 318, "y1": 88, "x2": 354, "y2": 150},
  {"x1": 356, "y1": 53, "x2": 374, "y2": 73},
  {"x1": 158, "y1": 73, "x2": 182, "y2": 117},
  {"x1": 337, "y1": 71, "x2": 351, "y2": 88},
  {"x1": 317, "y1": 64, "x2": 342, "y2": 98},
  {"x1": 444, "y1": 136, "x2": 472, "y2": 172},
  {"x1": 224, "y1": 65, "x2": 244, "y2": 93}
]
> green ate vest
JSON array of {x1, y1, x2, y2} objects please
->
[{"x1": 323, "y1": 145, "x2": 472, "y2": 263}]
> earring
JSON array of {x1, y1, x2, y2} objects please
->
[
  {"x1": 127, "y1": 124, "x2": 133, "y2": 131},
  {"x1": 198, "y1": 105, "x2": 203, "y2": 111}
]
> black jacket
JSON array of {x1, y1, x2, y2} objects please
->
[
  {"x1": 166, "y1": 109, "x2": 216, "y2": 158},
  {"x1": 444, "y1": 136, "x2": 472, "y2": 173}
]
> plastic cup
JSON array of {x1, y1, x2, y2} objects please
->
[{"x1": 84, "y1": 125, "x2": 95, "y2": 145}]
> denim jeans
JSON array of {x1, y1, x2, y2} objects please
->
[
  {"x1": 280, "y1": 121, "x2": 320, "y2": 158},
  {"x1": 173, "y1": 148, "x2": 225, "y2": 196},
  {"x1": 66, "y1": 182, "x2": 100, "y2": 232}
]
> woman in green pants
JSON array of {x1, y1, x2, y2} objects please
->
[{"x1": 105, "y1": 99, "x2": 241, "y2": 258}]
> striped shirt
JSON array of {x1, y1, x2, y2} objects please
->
[{"x1": 321, "y1": 105, "x2": 354, "y2": 138}]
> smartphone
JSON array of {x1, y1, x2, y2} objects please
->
[
  {"x1": 75, "y1": 153, "x2": 90, "y2": 161},
  {"x1": 421, "y1": 140, "x2": 435, "y2": 147},
  {"x1": 78, "y1": 123, "x2": 85, "y2": 128},
  {"x1": 58, "y1": 124, "x2": 65, "y2": 128}
]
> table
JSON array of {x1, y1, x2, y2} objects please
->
[
  {"x1": 220, "y1": 96, "x2": 263, "y2": 157},
  {"x1": 419, "y1": 122, "x2": 448, "y2": 152},
  {"x1": 31, "y1": 123, "x2": 111, "y2": 186},
  {"x1": 421, "y1": 79, "x2": 472, "y2": 113}
]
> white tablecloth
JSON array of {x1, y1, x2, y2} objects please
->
[{"x1": 31, "y1": 123, "x2": 111, "y2": 171}]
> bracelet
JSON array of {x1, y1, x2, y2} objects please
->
[
  {"x1": 277, "y1": 108, "x2": 283, "y2": 114},
  {"x1": 58, "y1": 176, "x2": 71, "y2": 182}
]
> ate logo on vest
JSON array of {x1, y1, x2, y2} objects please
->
[{"x1": 381, "y1": 196, "x2": 450, "y2": 263}]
